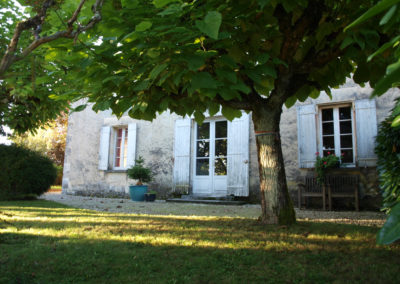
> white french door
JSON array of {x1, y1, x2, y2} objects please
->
[{"x1": 192, "y1": 119, "x2": 228, "y2": 197}]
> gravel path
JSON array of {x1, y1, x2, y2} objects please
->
[{"x1": 40, "y1": 192, "x2": 387, "y2": 226}]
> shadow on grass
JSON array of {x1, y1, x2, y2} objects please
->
[{"x1": 1, "y1": 200, "x2": 400, "y2": 283}]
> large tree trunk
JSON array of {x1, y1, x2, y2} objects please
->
[{"x1": 252, "y1": 102, "x2": 296, "y2": 225}]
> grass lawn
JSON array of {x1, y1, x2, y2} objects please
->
[{"x1": 1, "y1": 200, "x2": 399, "y2": 284}]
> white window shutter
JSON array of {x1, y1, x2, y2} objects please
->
[
  {"x1": 173, "y1": 117, "x2": 192, "y2": 193},
  {"x1": 355, "y1": 99, "x2": 377, "y2": 167},
  {"x1": 227, "y1": 113, "x2": 250, "y2": 196},
  {"x1": 98, "y1": 126, "x2": 111, "y2": 170},
  {"x1": 126, "y1": 123, "x2": 137, "y2": 168},
  {"x1": 297, "y1": 104, "x2": 317, "y2": 168}
]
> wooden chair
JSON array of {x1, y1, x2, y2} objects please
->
[
  {"x1": 326, "y1": 175, "x2": 359, "y2": 211},
  {"x1": 298, "y1": 176, "x2": 327, "y2": 210}
]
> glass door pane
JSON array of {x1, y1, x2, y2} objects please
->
[
  {"x1": 196, "y1": 122, "x2": 210, "y2": 176},
  {"x1": 214, "y1": 121, "x2": 227, "y2": 176}
]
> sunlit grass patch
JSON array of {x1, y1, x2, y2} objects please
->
[{"x1": 1, "y1": 200, "x2": 399, "y2": 283}]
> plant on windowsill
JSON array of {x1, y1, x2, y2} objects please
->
[
  {"x1": 315, "y1": 152, "x2": 340, "y2": 185},
  {"x1": 127, "y1": 156, "x2": 153, "y2": 201}
]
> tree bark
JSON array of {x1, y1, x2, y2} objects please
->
[{"x1": 252, "y1": 102, "x2": 296, "y2": 225}]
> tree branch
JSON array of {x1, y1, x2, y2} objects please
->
[{"x1": 0, "y1": 0, "x2": 104, "y2": 79}]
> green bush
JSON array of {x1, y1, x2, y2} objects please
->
[
  {"x1": 375, "y1": 99, "x2": 400, "y2": 244},
  {"x1": 0, "y1": 144, "x2": 57, "y2": 200},
  {"x1": 375, "y1": 114, "x2": 400, "y2": 213}
]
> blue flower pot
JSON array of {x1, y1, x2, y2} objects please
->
[{"x1": 129, "y1": 185, "x2": 147, "y2": 201}]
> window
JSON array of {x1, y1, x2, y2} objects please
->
[
  {"x1": 98, "y1": 123, "x2": 136, "y2": 171},
  {"x1": 297, "y1": 99, "x2": 378, "y2": 169},
  {"x1": 114, "y1": 127, "x2": 128, "y2": 169},
  {"x1": 320, "y1": 105, "x2": 355, "y2": 165}
]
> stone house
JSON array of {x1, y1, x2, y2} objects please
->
[{"x1": 62, "y1": 81, "x2": 398, "y2": 207}]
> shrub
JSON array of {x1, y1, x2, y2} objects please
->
[
  {"x1": 375, "y1": 115, "x2": 400, "y2": 213},
  {"x1": 127, "y1": 156, "x2": 152, "y2": 185},
  {"x1": 0, "y1": 144, "x2": 57, "y2": 200},
  {"x1": 375, "y1": 99, "x2": 400, "y2": 245}
]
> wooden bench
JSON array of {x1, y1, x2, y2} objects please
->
[
  {"x1": 298, "y1": 175, "x2": 359, "y2": 211},
  {"x1": 326, "y1": 175, "x2": 359, "y2": 211},
  {"x1": 298, "y1": 177, "x2": 327, "y2": 210}
]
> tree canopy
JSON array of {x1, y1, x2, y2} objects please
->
[{"x1": 0, "y1": 0, "x2": 104, "y2": 134}]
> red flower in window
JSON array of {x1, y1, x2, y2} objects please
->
[{"x1": 327, "y1": 151, "x2": 331, "y2": 155}]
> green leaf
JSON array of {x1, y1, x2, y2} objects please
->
[
  {"x1": 367, "y1": 35, "x2": 400, "y2": 61},
  {"x1": 153, "y1": 0, "x2": 180, "y2": 8},
  {"x1": 195, "y1": 11, "x2": 222, "y2": 40},
  {"x1": 340, "y1": 36, "x2": 354, "y2": 50},
  {"x1": 191, "y1": 72, "x2": 218, "y2": 90},
  {"x1": 257, "y1": 0, "x2": 271, "y2": 9},
  {"x1": 372, "y1": 62, "x2": 400, "y2": 96},
  {"x1": 256, "y1": 64, "x2": 277, "y2": 78},
  {"x1": 133, "y1": 79, "x2": 151, "y2": 91},
  {"x1": 122, "y1": 31, "x2": 139, "y2": 43},
  {"x1": 72, "y1": 104, "x2": 87, "y2": 112},
  {"x1": 183, "y1": 55, "x2": 205, "y2": 71},
  {"x1": 391, "y1": 115, "x2": 400, "y2": 127},
  {"x1": 215, "y1": 69, "x2": 237, "y2": 83},
  {"x1": 194, "y1": 111, "x2": 205, "y2": 124},
  {"x1": 121, "y1": 0, "x2": 138, "y2": 8},
  {"x1": 218, "y1": 89, "x2": 240, "y2": 100},
  {"x1": 285, "y1": 96, "x2": 297, "y2": 108},
  {"x1": 345, "y1": 0, "x2": 400, "y2": 31},
  {"x1": 377, "y1": 203, "x2": 400, "y2": 245},
  {"x1": 149, "y1": 63, "x2": 168, "y2": 80},
  {"x1": 208, "y1": 103, "x2": 220, "y2": 116},
  {"x1": 380, "y1": 4, "x2": 397, "y2": 25},
  {"x1": 221, "y1": 106, "x2": 242, "y2": 121},
  {"x1": 294, "y1": 85, "x2": 318, "y2": 102},
  {"x1": 135, "y1": 21, "x2": 152, "y2": 32},
  {"x1": 157, "y1": 4, "x2": 182, "y2": 16},
  {"x1": 230, "y1": 80, "x2": 251, "y2": 94}
]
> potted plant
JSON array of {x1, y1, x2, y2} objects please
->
[
  {"x1": 144, "y1": 190, "x2": 157, "y2": 202},
  {"x1": 315, "y1": 152, "x2": 340, "y2": 185},
  {"x1": 127, "y1": 156, "x2": 152, "y2": 201}
]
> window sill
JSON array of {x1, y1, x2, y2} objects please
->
[{"x1": 105, "y1": 169, "x2": 127, "y2": 173}]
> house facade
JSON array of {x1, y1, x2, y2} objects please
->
[{"x1": 62, "y1": 81, "x2": 398, "y2": 206}]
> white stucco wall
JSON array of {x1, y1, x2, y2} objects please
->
[{"x1": 63, "y1": 81, "x2": 399, "y2": 201}]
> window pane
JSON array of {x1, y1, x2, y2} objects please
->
[
  {"x1": 340, "y1": 135, "x2": 353, "y2": 148},
  {"x1": 196, "y1": 159, "x2": 209, "y2": 175},
  {"x1": 115, "y1": 157, "x2": 120, "y2": 167},
  {"x1": 196, "y1": 141, "x2": 210, "y2": 157},
  {"x1": 322, "y1": 122, "x2": 334, "y2": 135},
  {"x1": 215, "y1": 121, "x2": 227, "y2": 138},
  {"x1": 322, "y1": 109, "x2": 333, "y2": 121},
  {"x1": 340, "y1": 121, "x2": 352, "y2": 134},
  {"x1": 123, "y1": 128, "x2": 128, "y2": 167},
  {"x1": 215, "y1": 139, "x2": 227, "y2": 157},
  {"x1": 339, "y1": 107, "x2": 351, "y2": 120},
  {"x1": 341, "y1": 149, "x2": 353, "y2": 163},
  {"x1": 197, "y1": 123, "x2": 210, "y2": 139},
  {"x1": 323, "y1": 136, "x2": 335, "y2": 149},
  {"x1": 215, "y1": 158, "x2": 227, "y2": 176}
]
